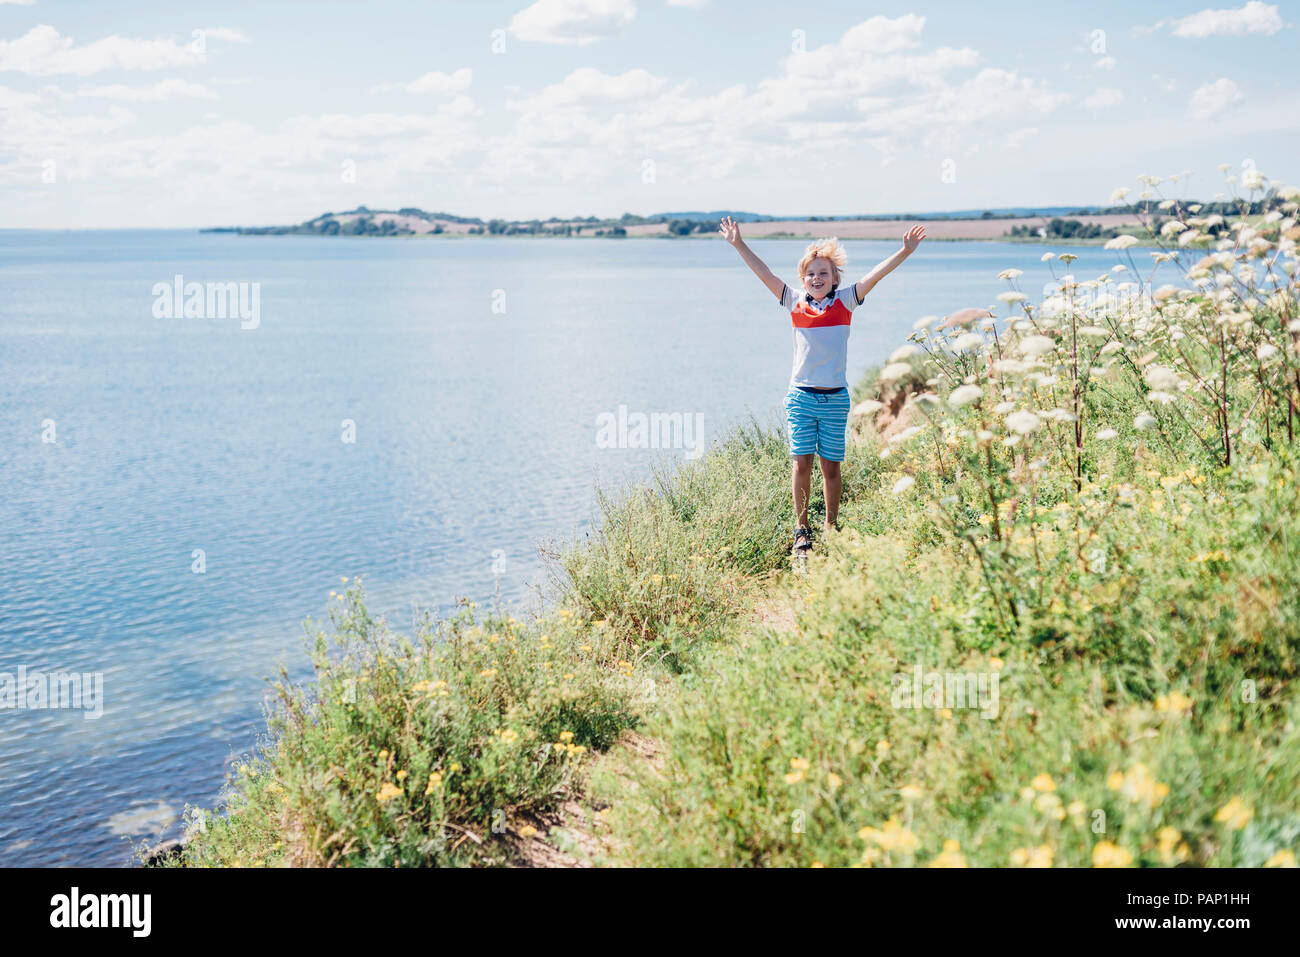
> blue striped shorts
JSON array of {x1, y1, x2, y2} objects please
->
[{"x1": 784, "y1": 387, "x2": 850, "y2": 462}]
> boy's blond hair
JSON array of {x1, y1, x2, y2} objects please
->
[{"x1": 797, "y1": 238, "x2": 848, "y2": 288}]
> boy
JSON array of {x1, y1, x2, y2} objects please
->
[{"x1": 719, "y1": 217, "x2": 926, "y2": 555}]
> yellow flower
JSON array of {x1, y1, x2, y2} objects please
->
[
  {"x1": 1010, "y1": 845, "x2": 1054, "y2": 868},
  {"x1": 784, "y1": 771, "x2": 806, "y2": 784},
  {"x1": 1264, "y1": 850, "x2": 1297, "y2": 868},
  {"x1": 579, "y1": 644, "x2": 592, "y2": 652},
  {"x1": 872, "y1": 817, "x2": 919, "y2": 853},
  {"x1": 376, "y1": 782, "x2": 404, "y2": 803},
  {"x1": 1067, "y1": 800, "x2": 1086, "y2": 822},
  {"x1": 928, "y1": 839, "x2": 967, "y2": 868},
  {"x1": 518, "y1": 825, "x2": 538, "y2": 838},
  {"x1": 900, "y1": 783, "x2": 924, "y2": 801},
  {"x1": 1155, "y1": 691, "x2": 1193, "y2": 715},
  {"x1": 448, "y1": 762, "x2": 461, "y2": 773},
  {"x1": 1112, "y1": 764, "x2": 1169, "y2": 809},
  {"x1": 497, "y1": 728, "x2": 519, "y2": 743},
  {"x1": 378, "y1": 749, "x2": 389, "y2": 760},
  {"x1": 425, "y1": 772, "x2": 443, "y2": 794},
  {"x1": 789, "y1": 757, "x2": 810, "y2": 771},
  {"x1": 1091, "y1": 841, "x2": 1133, "y2": 868},
  {"x1": 395, "y1": 769, "x2": 407, "y2": 782},
  {"x1": 1106, "y1": 771, "x2": 1124, "y2": 790},
  {"x1": 1156, "y1": 827, "x2": 1190, "y2": 864},
  {"x1": 875, "y1": 740, "x2": 891, "y2": 756},
  {"x1": 558, "y1": 731, "x2": 574, "y2": 743},
  {"x1": 1019, "y1": 787, "x2": 1036, "y2": 802},
  {"x1": 1214, "y1": 797, "x2": 1252, "y2": 830},
  {"x1": 479, "y1": 668, "x2": 497, "y2": 677},
  {"x1": 939, "y1": 708, "x2": 953, "y2": 719},
  {"x1": 989, "y1": 657, "x2": 1004, "y2": 672},
  {"x1": 341, "y1": 576, "x2": 348, "y2": 583},
  {"x1": 1031, "y1": 773, "x2": 1056, "y2": 792},
  {"x1": 827, "y1": 772, "x2": 843, "y2": 791},
  {"x1": 411, "y1": 680, "x2": 430, "y2": 693}
]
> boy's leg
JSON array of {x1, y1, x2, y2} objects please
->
[
  {"x1": 784, "y1": 389, "x2": 819, "y2": 534},
  {"x1": 818, "y1": 458, "x2": 842, "y2": 530},
  {"x1": 813, "y1": 389, "x2": 850, "y2": 532},
  {"x1": 792, "y1": 454, "x2": 814, "y2": 529}
]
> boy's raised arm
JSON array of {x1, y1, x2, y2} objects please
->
[
  {"x1": 719, "y1": 216, "x2": 786, "y2": 301},
  {"x1": 855, "y1": 224, "x2": 927, "y2": 302}
]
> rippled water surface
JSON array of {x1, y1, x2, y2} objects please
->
[{"x1": 0, "y1": 230, "x2": 1138, "y2": 865}]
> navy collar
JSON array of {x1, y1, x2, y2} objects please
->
[{"x1": 805, "y1": 284, "x2": 837, "y2": 304}]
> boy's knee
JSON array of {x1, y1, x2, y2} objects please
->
[
  {"x1": 819, "y1": 458, "x2": 842, "y2": 478},
  {"x1": 792, "y1": 454, "x2": 814, "y2": 474}
]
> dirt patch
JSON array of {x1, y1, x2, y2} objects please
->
[{"x1": 512, "y1": 731, "x2": 664, "y2": 868}]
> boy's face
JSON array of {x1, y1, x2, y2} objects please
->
[{"x1": 802, "y1": 257, "x2": 836, "y2": 299}]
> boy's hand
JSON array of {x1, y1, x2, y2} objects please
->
[
  {"x1": 719, "y1": 216, "x2": 742, "y2": 245},
  {"x1": 903, "y1": 224, "x2": 927, "y2": 252}
]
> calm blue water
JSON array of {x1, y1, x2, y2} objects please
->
[{"x1": 0, "y1": 231, "x2": 1138, "y2": 865}]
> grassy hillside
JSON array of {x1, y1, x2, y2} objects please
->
[{"x1": 173, "y1": 169, "x2": 1300, "y2": 868}]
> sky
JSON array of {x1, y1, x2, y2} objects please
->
[{"x1": 1, "y1": 0, "x2": 1297, "y2": 228}]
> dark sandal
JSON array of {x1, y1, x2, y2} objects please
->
[{"x1": 793, "y1": 526, "x2": 812, "y2": 554}]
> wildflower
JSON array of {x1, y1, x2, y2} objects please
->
[
  {"x1": 425, "y1": 772, "x2": 443, "y2": 793},
  {"x1": 892, "y1": 476, "x2": 916, "y2": 495},
  {"x1": 378, "y1": 749, "x2": 389, "y2": 760},
  {"x1": 900, "y1": 783, "x2": 924, "y2": 801},
  {"x1": 376, "y1": 782, "x2": 404, "y2": 804},
  {"x1": 889, "y1": 344, "x2": 920, "y2": 362},
  {"x1": 1010, "y1": 845, "x2": 1054, "y2": 868},
  {"x1": 1091, "y1": 841, "x2": 1133, "y2": 867},
  {"x1": 1214, "y1": 797, "x2": 1252, "y2": 830},
  {"x1": 1111, "y1": 764, "x2": 1169, "y2": 809},
  {"x1": 1005, "y1": 411, "x2": 1043, "y2": 435},
  {"x1": 880, "y1": 362, "x2": 913, "y2": 382},
  {"x1": 869, "y1": 817, "x2": 919, "y2": 853},
  {"x1": 518, "y1": 825, "x2": 538, "y2": 838},
  {"x1": 1031, "y1": 774, "x2": 1056, "y2": 793},
  {"x1": 479, "y1": 668, "x2": 497, "y2": 677},
  {"x1": 1143, "y1": 365, "x2": 1182, "y2": 392},
  {"x1": 1154, "y1": 691, "x2": 1193, "y2": 715},
  {"x1": 989, "y1": 657, "x2": 1004, "y2": 671},
  {"x1": 1018, "y1": 335, "x2": 1056, "y2": 358},
  {"x1": 949, "y1": 384, "x2": 983, "y2": 407},
  {"x1": 1067, "y1": 800, "x2": 1086, "y2": 822},
  {"x1": 827, "y1": 772, "x2": 843, "y2": 791},
  {"x1": 1264, "y1": 850, "x2": 1297, "y2": 868},
  {"x1": 559, "y1": 731, "x2": 574, "y2": 743},
  {"x1": 1134, "y1": 412, "x2": 1157, "y2": 431},
  {"x1": 497, "y1": 728, "x2": 519, "y2": 744},
  {"x1": 395, "y1": 770, "x2": 407, "y2": 782},
  {"x1": 928, "y1": 840, "x2": 967, "y2": 868},
  {"x1": 875, "y1": 740, "x2": 891, "y2": 756},
  {"x1": 952, "y1": 332, "x2": 985, "y2": 353},
  {"x1": 1156, "y1": 827, "x2": 1190, "y2": 864}
]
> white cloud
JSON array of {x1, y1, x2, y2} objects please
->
[
  {"x1": 1083, "y1": 87, "x2": 1125, "y2": 109},
  {"x1": 508, "y1": 0, "x2": 636, "y2": 46},
  {"x1": 1169, "y1": 2, "x2": 1283, "y2": 38},
  {"x1": 0, "y1": 1, "x2": 37, "y2": 5},
  {"x1": 1094, "y1": 56, "x2": 1115, "y2": 69},
  {"x1": 0, "y1": 24, "x2": 205, "y2": 75},
  {"x1": 371, "y1": 67, "x2": 472, "y2": 95},
  {"x1": 195, "y1": 27, "x2": 250, "y2": 43},
  {"x1": 57, "y1": 79, "x2": 218, "y2": 101},
  {"x1": 1188, "y1": 77, "x2": 1242, "y2": 119}
]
